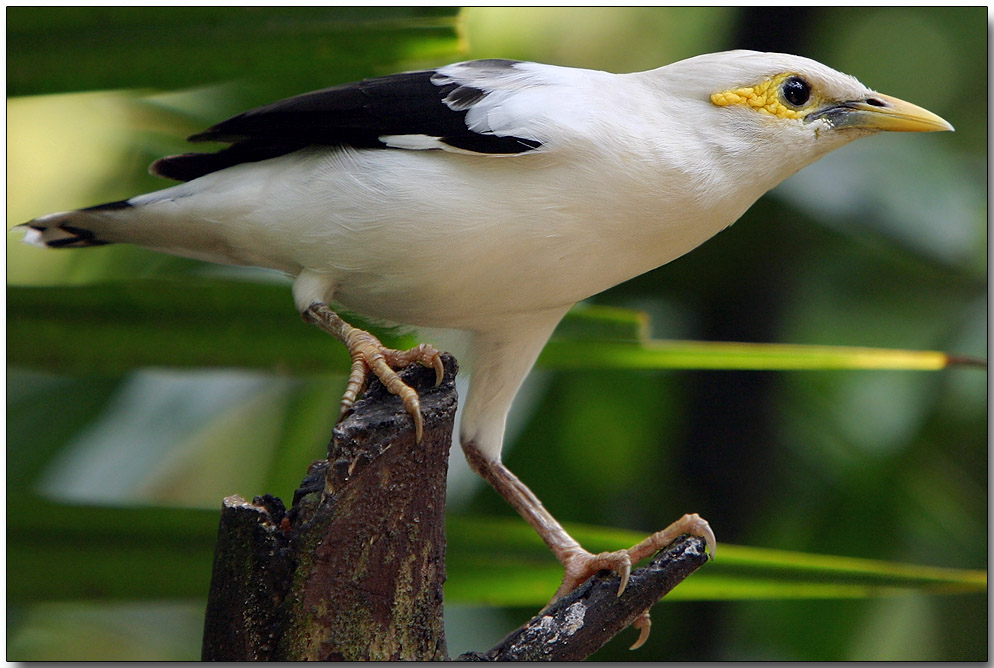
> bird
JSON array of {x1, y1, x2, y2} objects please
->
[{"x1": 19, "y1": 50, "x2": 952, "y2": 648}]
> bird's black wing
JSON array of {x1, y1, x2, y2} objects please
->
[{"x1": 152, "y1": 59, "x2": 544, "y2": 182}]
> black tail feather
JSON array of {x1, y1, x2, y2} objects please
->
[
  {"x1": 20, "y1": 206, "x2": 125, "y2": 249},
  {"x1": 81, "y1": 199, "x2": 133, "y2": 212},
  {"x1": 41, "y1": 223, "x2": 113, "y2": 248}
]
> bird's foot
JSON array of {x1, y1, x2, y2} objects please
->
[
  {"x1": 551, "y1": 513, "x2": 715, "y2": 649},
  {"x1": 303, "y1": 303, "x2": 443, "y2": 442},
  {"x1": 553, "y1": 513, "x2": 715, "y2": 599},
  {"x1": 341, "y1": 333, "x2": 444, "y2": 442}
]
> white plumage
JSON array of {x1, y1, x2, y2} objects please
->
[{"x1": 20, "y1": 50, "x2": 951, "y2": 644}]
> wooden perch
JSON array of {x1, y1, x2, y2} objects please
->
[
  {"x1": 457, "y1": 534, "x2": 710, "y2": 661},
  {"x1": 201, "y1": 351, "x2": 709, "y2": 661},
  {"x1": 202, "y1": 354, "x2": 458, "y2": 661}
]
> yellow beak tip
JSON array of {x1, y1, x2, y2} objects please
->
[{"x1": 864, "y1": 93, "x2": 954, "y2": 133}]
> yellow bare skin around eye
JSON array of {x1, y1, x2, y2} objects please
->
[{"x1": 710, "y1": 73, "x2": 820, "y2": 120}]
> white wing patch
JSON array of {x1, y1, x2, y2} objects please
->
[
  {"x1": 430, "y1": 60, "x2": 617, "y2": 148},
  {"x1": 379, "y1": 134, "x2": 450, "y2": 151}
]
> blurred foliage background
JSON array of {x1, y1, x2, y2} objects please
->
[{"x1": 6, "y1": 6, "x2": 987, "y2": 661}]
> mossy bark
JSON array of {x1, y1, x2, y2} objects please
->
[{"x1": 202, "y1": 355, "x2": 457, "y2": 661}]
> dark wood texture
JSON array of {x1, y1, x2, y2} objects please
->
[
  {"x1": 458, "y1": 535, "x2": 710, "y2": 661},
  {"x1": 202, "y1": 354, "x2": 458, "y2": 661}
]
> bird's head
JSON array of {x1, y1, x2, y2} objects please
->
[{"x1": 650, "y1": 50, "x2": 953, "y2": 187}]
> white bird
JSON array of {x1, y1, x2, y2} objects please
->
[{"x1": 20, "y1": 50, "x2": 952, "y2": 647}]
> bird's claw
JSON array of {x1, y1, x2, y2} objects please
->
[
  {"x1": 629, "y1": 609, "x2": 652, "y2": 650},
  {"x1": 340, "y1": 333, "x2": 443, "y2": 443},
  {"x1": 303, "y1": 303, "x2": 442, "y2": 443},
  {"x1": 551, "y1": 513, "x2": 716, "y2": 650},
  {"x1": 555, "y1": 513, "x2": 714, "y2": 600},
  {"x1": 626, "y1": 513, "x2": 715, "y2": 563},
  {"x1": 555, "y1": 549, "x2": 633, "y2": 601}
]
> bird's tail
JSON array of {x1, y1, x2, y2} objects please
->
[{"x1": 18, "y1": 199, "x2": 134, "y2": 249}]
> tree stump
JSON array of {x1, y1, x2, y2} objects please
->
[
  {"x1": 201, "y1": 351, "x2": 710, "y2": 661},
  {"x1": 202, "y1": 354, "x2": 458, "y2": 661}
]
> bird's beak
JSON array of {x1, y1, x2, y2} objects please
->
[{"x1": 812, "y1": 93, "x2": 954, "y2": 133}]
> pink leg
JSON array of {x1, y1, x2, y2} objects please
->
[{"x1": 463, "y1": 441, "x2": 715, "y2": 648}]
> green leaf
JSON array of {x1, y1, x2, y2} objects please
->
[
  {"x1": 445, "y1": 515, "x2": 987, "y2": 606},
  {"x1": 8, "y1": 7, "x2": 461, "y2": 99},
  {"x1": 7, "y1": 496, "x2": 218, "y2": 603},
  {"x1": 551, "y1": 303, "x2": 649, "y2": 341},
  {"x1": 7, "y1": 281, "x2": 980, "y2": 375},
  {"x1": 540, "y1": 339, "x2": 972, "y2": 371},
  {"x1": 7, "y1": 280, "x2": 354, "y2": 376},
  {"x1": 9, "y1": 498, "x2": 984, "y2": 606}
]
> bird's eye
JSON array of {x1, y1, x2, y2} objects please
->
[{"x1": 781, "y1": 76, "x2": 811, "y2": 107}]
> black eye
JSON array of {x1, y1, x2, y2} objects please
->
[{"x1": 781, "y1": 76, "x2": 811, "y2": 107}]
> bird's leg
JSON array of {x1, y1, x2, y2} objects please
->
[
  {"x1": 302, "y1": 302, "x2": 444, "y2": 442},
  {"x1": 463, "y1": 441, "x2": 715, "y2": 648}
]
